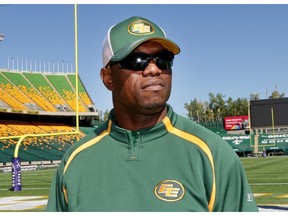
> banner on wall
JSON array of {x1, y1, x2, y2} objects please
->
[
  {"x1": 259, "y1": 134, "x2": 288, "y2": 145},
  {"x1": 224, "y1": 116, "x2": 249, "y2": 131},
  {"x1": 222, "y1": 135, "x2": 252, "y2": 152}
]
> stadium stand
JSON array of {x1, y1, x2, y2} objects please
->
[
  {"x1": 67, "y1": 74, "x2": 93, "y2": 107},
  {"x1": 0, "y1": 119, "x2": 86, "y2": 164},
  {"x1": 199, "y1": 120, "x2": 227, "y2": 134},
  {"x1": 2, "y1": 71, "x2": 56, "y2": 111},
  {"x1": 23, "y1": 72, "x2": 69, "y2": 110},
  {"x1": 0, "y1": 73, "x2": 34, "y2": 110},
  {"x1": 46, "y1": 74, "x2": 87, "y2": 112},
  {"x1": 0, "y1": 69, "x2": 99, "y2": 165}
]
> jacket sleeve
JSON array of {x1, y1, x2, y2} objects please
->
[
  {"x1": 46, "y1": 162, "x2": 68, "y2": 212},
  {"x1": 212, "y1": 138, "x2": 259, "y2": 212}
]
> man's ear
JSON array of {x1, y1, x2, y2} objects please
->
[{"x1": 100, "y1": 67, "x2": 114, "y2": 91}]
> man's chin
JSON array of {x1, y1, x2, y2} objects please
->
[{"x1": 142, "y1": 102, "x2": 166, "y2": 113}]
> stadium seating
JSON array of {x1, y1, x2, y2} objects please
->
[
  {"x1": 1, "y1": 72, "x2": 56, "y2": 111},
  {"x1": 67, "y1": 74, "x2": 93, "y2": 106},
  {"x1": 199, "y1": 120, "x2": 227, "y2": 134},
  {"x1": 46, "y1": 74, "x2": 87, "y2": 112},
  {"x1": 0, "y1": 120, "x2": 85, "y2": 163},
  {"x1": 0, "y1": 71, "x2": 96, "y2": 113},
  {"x1": 0, "y1": 73, "x2": 33, "y2": 110},
  {"x1": 23, "y1": 73, "x2": 69, "y2": 110}
]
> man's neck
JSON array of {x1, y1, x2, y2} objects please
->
[{"x1": 113, "y1": 106, "x2": 168, "y2": 131}]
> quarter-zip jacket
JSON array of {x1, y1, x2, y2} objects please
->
[{"x1": 46, "y1": 105, "x2": 258, "y2": 212}]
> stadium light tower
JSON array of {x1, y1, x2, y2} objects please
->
[{"x1": 0, "y1": 33, "x2": 4, "y2": 41}]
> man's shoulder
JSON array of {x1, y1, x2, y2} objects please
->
[
  {"x1": 62, "y1": 121, "x2": 109, "y2": 160},
  {"x1": 172, "y1": 113, "x2": 240, "y2": 165},
  {"x1": 174, "y1": 114, "x2": 231, "y2": 149}
]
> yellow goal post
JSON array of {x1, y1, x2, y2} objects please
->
[{"x1": 7, "y1": 4, "x2": 81, "y2": 191}]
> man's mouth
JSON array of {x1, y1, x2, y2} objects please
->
[{"x1": 142, "y1": 80, "x2": 165, "y2": 90}]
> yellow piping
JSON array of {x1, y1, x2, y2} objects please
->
[
  {"x1": 163, "y1": 117, "x2": 216, "y2": 212},
  {"x1": 62, "y1": 120, "x2": 112, "y2": 204},
  {"x1": 63, "y1": 130, "x2": 109, "y2": 175}
]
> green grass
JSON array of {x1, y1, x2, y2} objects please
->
[
  {"x1": 241, "y1": 156, "x2": 288, "y2": 206},
  {"x1": 0, "y1": 168, "x2": 55, "y2": 196},
  {"x1": 0, "y1": 168, "x2": 56, "y2": 212},
  {"x1": 0, "y1": 156, "x2": 288, "y2": 211}
]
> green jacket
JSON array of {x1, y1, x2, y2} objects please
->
[{"x1": 46, "y1": 105, "x2": 258, "y2": 212}]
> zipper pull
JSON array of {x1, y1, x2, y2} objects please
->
[{"x1": 129, "y1": 131, "x2": 140, "y2": 160}]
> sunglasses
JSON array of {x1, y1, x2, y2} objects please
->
[{"x1": 110, "y1": 51, "x2": 174, "y2": 71}]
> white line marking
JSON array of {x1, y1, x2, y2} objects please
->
[{"x1": 0, "y1": 196, "x2": 47, "y2": 211}]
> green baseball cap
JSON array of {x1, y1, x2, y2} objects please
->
[{"x1": 102, "y1": 16, "x2": 180, "y2": 67}]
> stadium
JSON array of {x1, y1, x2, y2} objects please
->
[
  {"x1": 0, "y1": 68, "x2": 98, "y2": 165},
  {"x1": 0, "y1": 5, "x2": 288, "y2": 213}
]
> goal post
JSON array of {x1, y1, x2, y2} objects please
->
[
  {"x1": 9, "y1": 4, "x2": 81, "y2": 192},
  {"x1": 10, "y1": 131, "x2": 80, "y2": 191}
]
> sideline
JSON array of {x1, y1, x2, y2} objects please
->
[
  {"x1": 259, "y1": 205, "x2": 288, "y2": 212},
  {"x1": 0, "y1": 196, "x2": 47, "y2": 211}
]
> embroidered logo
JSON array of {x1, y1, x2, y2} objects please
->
[
  {"x1": 154, "y1": 180, "x2": 185, "y2": 202},
  {"x1": 247, "y1": 193, "x2": 254, "y2": 202},
  {"x1": 128, "y1": 20, "x2": 154, "y2": 35}
]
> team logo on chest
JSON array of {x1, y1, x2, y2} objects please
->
[{"x1": 154, "y1": 180, "x2": 185, "y2": 202}]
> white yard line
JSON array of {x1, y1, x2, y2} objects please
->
[
  {"x1": 250, "y1": 183, "x2": 288, "y2": 185},
  {"x1": 0, "y1": 196, "x2": 47, "y2": 211}
]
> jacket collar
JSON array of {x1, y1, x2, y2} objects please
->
[{"x1": 107, "y1": 104, "x2": 177, "y2": 143}]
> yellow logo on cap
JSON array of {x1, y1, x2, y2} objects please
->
[{"x1": 128, "y1": 20, "x2": 154, "y2": 35}]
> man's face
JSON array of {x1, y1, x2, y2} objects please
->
[{"x1": 109, "y1": 42, "x2": 173, "y2": 115}]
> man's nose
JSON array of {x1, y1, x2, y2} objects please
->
[{"x1": 142, "y1": 60, "x2": 161, "y2": 77}]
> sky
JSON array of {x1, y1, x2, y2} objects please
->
[{"x1": 0, "y1": 3, "x2": 288, "y2": 116}]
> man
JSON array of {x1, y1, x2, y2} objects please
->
[{"x1": 46, "y1": 16, "x2": 258, "y2": 212}]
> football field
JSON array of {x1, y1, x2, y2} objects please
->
[
  {"x1": 0, "y1": 156, "x2": 287, "y2": 211},
  {"x1": 242, "y1": 156, "x2": 288, "y2": 211}
]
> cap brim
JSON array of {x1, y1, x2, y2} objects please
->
[{"x1": 110, "y1": 37, "x2": 180, "y2": 62}]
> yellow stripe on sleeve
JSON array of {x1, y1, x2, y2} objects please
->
[
  {"x1": 163, "y1": 117, "x2": 216, "y2": 212},
  {"x1": 62, "y1": 120, "x2": 112, "y2": 204}
]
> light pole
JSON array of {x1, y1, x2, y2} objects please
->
[{"x1": 0, "y1": 33, "x2": 4, "y2": 41}]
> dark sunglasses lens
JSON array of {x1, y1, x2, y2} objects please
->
[
  {"x1": 121, "y1": 57, "x2": 147, "y2": 71},
  {"x1": 119, "y1": 52, "x2": 174, "y2": 71},
  {"x1": 156, "y1": 58, "x2": 173, "y2": 70},
  {"x1": 154, "y1": 52, "x2": 174, "y2": 70}
]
